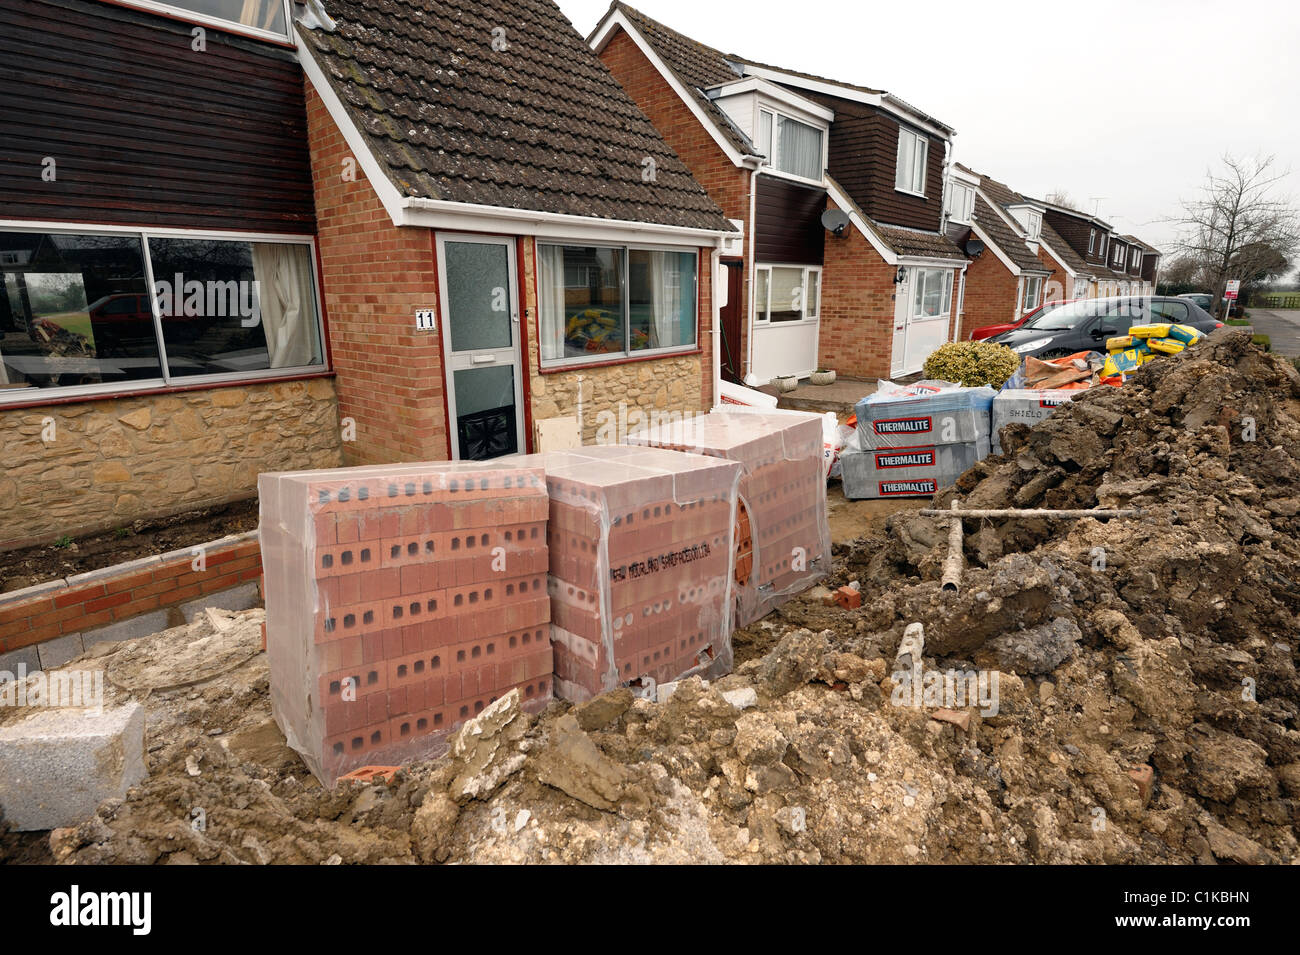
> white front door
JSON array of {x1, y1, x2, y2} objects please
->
[
  {"x1": 748, "y1": 265, "x2": 821, "y2": 384},
  {"x1": 892, "y1": 266, "x2": 954, "y2": 376},
  {"x1": 437, "y1": 235, "x2": 525, "y2": 460}
]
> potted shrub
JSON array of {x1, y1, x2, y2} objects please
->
[
  {"x1": 810, "y1": 368, "x2": 836, "y2": 386},
  {"x1": 773, "y1": 374, "x2": 800, "y2": 392}
]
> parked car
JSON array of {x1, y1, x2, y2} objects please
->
[
  {"x1": 1178, "y1": 292, "x2": 1214, "y2": 312},
  {"x1": 970, "y1": 299, "x2": 1075, "y2": 341},
  {"x1": 989, "y1": 296, "x2": 1222, "y2": 359}
]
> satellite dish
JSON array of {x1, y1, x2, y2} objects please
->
[
  {"x1": 821, "y1": 209, "x2": 851, "y2": 236},
  {"x1": 965, "y1": 238, "x2": 986, "y2": 259}
]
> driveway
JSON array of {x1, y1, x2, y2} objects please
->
[{"x1": 1247, "y1": 309, "x2": 1300, "y2": 357}]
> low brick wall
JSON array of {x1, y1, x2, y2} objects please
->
[{"x1": 0, "y1": 532, "x2": 262, "y2": 673}]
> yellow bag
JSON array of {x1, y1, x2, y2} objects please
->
[
  {"x1": 1148, "y1": 337, "x2": 1185, "y2": 354},
  {"x1": 1102, "y1": 348, "x2": 1144, "y2": 378},
  {"x1": 1106, "y1": 336, "x2": 1134, "y2": 351},
  {"x1": 1167, "y1": 324, "x2": 1200, "y2": 345},
  {"x1": 1128, "y1": 323, "x2": 1172, "y2": 339}
]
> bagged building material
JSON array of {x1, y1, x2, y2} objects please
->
[
  {"x1": 259, "y1": 463, "x2": 552, "y2": 786},
  {"x1": 991, "y1": 389, "x2": 1078, "y2": 454},
  {"x1": 841, "y1": 438, "x2": 990, "y2": 499},
  {"x1": 501, "y1": 446, "x2": 741, "y2": 703},
  {"x1": 626, "y1": 411, "x2": 831, "y2": 627},
  {"x1": 854, "y1": 382, "x2": 995, "y2": 450}
]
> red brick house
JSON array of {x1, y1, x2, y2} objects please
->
[
  {"x1": 590, "y1": 2, "x2": 968, "y2": 384},
  {"x1": 943, "y1": 165, "x2": 1052, "y2": 339},
  {"x1": 0, "y1": 0, "x2": 734, "y2": 551}
]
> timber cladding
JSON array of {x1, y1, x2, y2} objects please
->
[
  {"x1": 754, "y1": 174, "x2": 825, "y2": 265},
  {"x1": 0, "y1": 0, "x2": 316, "y2": 233}
]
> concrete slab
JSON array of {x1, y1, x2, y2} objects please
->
[
  {"x1": 37, "y1": 633, "x2": 86, "y2": 670},
  {"x1": 0, "y1": 646, "x2": 40, "y2": 681},
  {"x1": 772, "y1": 377, "x2": 879, "y2": 417},
  {"x1": 0, "y1": 702, "x2": 146, "y2": 831},
  {"x1": 179, "y1": 581, "x2": 260, "y2": 622}
]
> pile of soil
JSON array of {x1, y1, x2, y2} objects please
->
[
  {"x1": 0, "y1": 499, "x2": 258, "y2": 593},
  {"x1": 7, "y1": 332, "x2": 1296, "y2": 864}
]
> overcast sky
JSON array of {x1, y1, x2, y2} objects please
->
[{"x1": 559, "y1": 0, "x2": 1300, "y2": 257}]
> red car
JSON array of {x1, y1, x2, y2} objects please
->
[{"x1": 970, "y1": 299, "x2": 1076, "y2": 341}]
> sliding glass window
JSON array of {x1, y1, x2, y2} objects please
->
[{"x1": 0, "y1": 228, "x2": 324, "y2": 400}]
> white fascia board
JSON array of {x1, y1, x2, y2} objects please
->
[
  {"x1": 401, "y1": 197, "x2": 730, "y2": 247},
  {"x1": 301, "y1": 28, "x2": 731, "y2": 247},
  {"x1": 976, "y1": 186, "x2": 1034, "y2": 242},
  {"x1": 823, "y1": 177, "x2": 897, "y2": 265},
  {"x1": 708, "y1": 77, "x2": 834, "y2": 123},
  {"x1": 898, "y1": 256, "x2": 968, "y2": 272},
  {"x1": 736, "y1": 64, "x2": 951, "y2": 139},
  {"x1": 948, "y1": 165, "x2": 980, "y2": 188},
  {"x1": 1038, "y1": 237, "x2": 1077, "y2": 277},
  {"x1": 970, "y1": 221, "x2": 1020, "y2": 276},
  {"x1": 298, "y1": 33, "x2": 408, "y2": 226},
  {"x1": 588, "y1": 10, "x2": 761, "y2": 168}
]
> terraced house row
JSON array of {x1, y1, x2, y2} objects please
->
[
  {"x1": 1, "y1": 0, "x2": 1162, "y2": 550},
  {"x1": 590, "y1": 2, "x2": 1162, "y2": 372}
]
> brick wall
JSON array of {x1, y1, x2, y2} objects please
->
[
  {"x1": 599, "y1": 28, "x2": 752, "y2": 381},
  {"x1": 959, "y1": 244, "x2": 1019, "y2": 340},
  {"x1": 0, "y1": 534, "x2": 261, "y2": 671},
  {"x1": 817, "y1": 198, "x2": 899, "y2": 379},
  {"x1": 306, "y1": 86, "x2": 449, "y2": 466}
]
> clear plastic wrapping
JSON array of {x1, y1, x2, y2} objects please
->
[
  {"x1": 626, "y1": 411, "x2": 831, "y2": 627},
  {"x1": 259, "y1": 462, "x2": 552, "y2": 786},
  {"x1": 990, "y1": 389, "x2": 1077, "y2": 453},
  {"x1": 855, "y1": 381, "x2": 996, "y2": 449},
  {"x1": 500, "y1": 446, "x2": 742, "y2": 703}
]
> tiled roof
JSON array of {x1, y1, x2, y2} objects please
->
[
  {"x1": 298, "y1": 0, "x2": 734, "y2": 232},
  {"x1": 972, "y1": 195, "x2": 1044, "y2": 272},
  {"x1": 611, "y1": 3, "x2": 756, "y2": 157},
  {"x1": 1122, "y1": 234, "x2": 1160, "y2": 254},
  {"x1": 874, "y1": 222, "x2": 966, "y2": 261}
]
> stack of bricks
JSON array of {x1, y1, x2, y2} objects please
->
[
  {"x1": 504, "y1": 446, "x2": 741, "y2": 703},
  {"x1": 627, "y1": 411, "x2": 831, "y2": 627},
  {"x1": 259, "y1": 463, "x2": 552, "y2": 785}
]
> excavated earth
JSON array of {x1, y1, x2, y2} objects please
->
[{"x1": 3, "y1": 330, "x2": 1297, "y2": 865}]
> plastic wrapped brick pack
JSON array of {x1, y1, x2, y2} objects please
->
[
  {"x1": 625, "y1": 411, "x2": 831, "y2": 627},
  {"x1": 500, "y1": 446, "x2": 741, "y2": 703},
  {"x1": 855, "y1": 380, "x2": 995, "y2": 450},
  {"x1": 258, "y1": 462, "x2": 552, "y2": 786}
]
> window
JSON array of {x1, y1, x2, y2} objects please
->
[
  {"x1": 895, "y1": 128, "x2": 928, "y2": 196},
  {"x1": 1025, "y1": 211, "x2": 1042, "y2": 240},
  {"x1": 1112, "y1": 243, "x2": 1124, "y2": 266},
  {"x1": 754, "y1": 265, "x2": 821, "y2": 323},
  {"x1": 117, "y1": 0, "x2": 290, "y2": 41},
  {"x1": 759, "y1": 109, "x2": 824, "y2": 181},
  {"x1": 910, "y1": 268, "x2": 953, "y2": 319},
  {"x1": 1088, "y1": 229, "x2": 1096, "y2": 254},
  {"x1": 1023, "y1": 276, "x2": 1043, "y2": 312},
  {"x1": 0, "y1": 228, "x2": 323, "y2": 400},
  {"x1": 1099, "y1": 234, "x2": 1108, "y2": 259},
  {"x1": 1131, "y1": 248, "x2": 1141, "y2": 268},
  {"x1": 946, "y1": 182, "x2": 975, "y2": 224},
  {"x1": 537, "y1": 245, "x2": 697, "y2": 365}
]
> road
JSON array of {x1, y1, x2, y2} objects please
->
[{"x1": 1247, "y1": 309, "x2": 1300, "y2": 357}]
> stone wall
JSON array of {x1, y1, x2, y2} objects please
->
[{"x1": 0, "y1": 379, "x2": 342, "y2": 549}]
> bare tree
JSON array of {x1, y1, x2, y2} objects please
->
[
  {"x1": 1045, "y1": 189, "x2": 1077, "y2": 211},
  {"x1": 1171, "y1": 154, "x2": 1300, "y2": 316}
]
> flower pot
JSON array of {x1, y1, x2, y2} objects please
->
[
  {"x1": 773, "y1": 375, "x2": 799, "y2": 393},
  {"x1": 810, "y1": 370, "x2": 836, "y2": 386}
]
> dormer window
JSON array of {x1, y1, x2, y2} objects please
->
[
  {"x1": 1113, "y1": 243, "x2": 1124, "y2": 266},
  {"x1": 758, "y1": 108, "x2": 825, "y2": 182},
  {"x1": 115, "y1": 0, "x2": 291, "y2": 41},
  {"x1": 1131, "y1": 248, "x2": 1141, "y2": 268},
  {"x1": 1088, "y1": 229, "x2": 1096, "y2": 254},
  {"x1": 946, "y1": 182, "x2": 974, "y2": 224},
  {"x1": 1024, "y1": 210, "x2": 1042, "y2": 240},
  {"x1": 895, "y1": 127, "x2": 928, "y2": 196}
]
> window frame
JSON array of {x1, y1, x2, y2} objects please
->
[
  {"x1": 756, "y1": 107, "x2": 826, "y2": 186},
  {"x1": 1088, "y1": 229, "x2": 1096, "y2": 254},
  {"x1": 895, "y1": 127, "x2": 929, "y2": 197},
  {"x1": 535, "y1": 241, "x2": 701, "y2": 370},
  {"x1": 947, "y1": 181, "x2": 975, "y2": 224},
  {"x1": 1023, "y1": 275, "x2": 1043, "y2": 312},
  {"x1": 908, "y1": 267, "x2": 954, "y2": 321},
  {"x1": 753, "y1": 264, "x2": 823, "y2": 326},
  {"x1": 1025, "y1": 210, "x2": 1042, "y2": 241},
  {"x1": 110, "y1": 0, "x2": 294, "y2": 45},
  {"x1": 0, "y1": 220, "x2": 327, "y2": 406}
]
